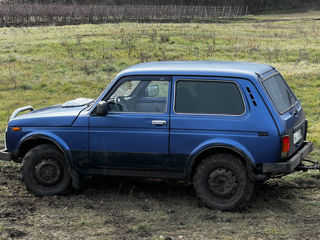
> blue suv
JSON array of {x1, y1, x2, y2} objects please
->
[{"x1": 0, "y1": 61, "x2": 314, "y2": 210}]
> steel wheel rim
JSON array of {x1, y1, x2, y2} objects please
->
[
  {"x1": 207, "y1": 168, "x2": 239, "y2": 199},
  {"x1": 34, "y1": 158, "x2": 62, "y2": 186}
]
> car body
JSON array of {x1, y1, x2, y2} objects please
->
[{"x1": 0, "y1": 61, "x2": 314, "y2": 210}]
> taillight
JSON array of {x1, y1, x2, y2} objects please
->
[{"x1": 281, "y1": 135, "x2": 290, "y2": 158}]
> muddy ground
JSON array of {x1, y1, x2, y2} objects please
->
[{"x1": 1, "y1": 155, "x2": 320, "y2": 240}]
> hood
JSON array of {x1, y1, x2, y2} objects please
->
[{"x1": 8, "y1": 98, "x2": 93, "y2": 127}]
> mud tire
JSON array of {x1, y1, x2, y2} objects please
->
[
  {"x1": 21, "y1": 144, "x2": 71, "y2": 196},
  {"x1": 193, "y1": 153, "x2": 254, "y2": 210}
]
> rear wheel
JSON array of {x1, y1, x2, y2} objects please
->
[
  {"x1": 193, "y1": 153, "x2": 254, "y2": 210},
  {"x1": 21, "y1": 144, "x2": 71, "y2": 196}
]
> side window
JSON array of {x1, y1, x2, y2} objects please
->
[
  {"x1": 147, "y1": 81, "x2": 169, "y2": 98},
  {"x1": 106, "y1": 79, "x2": 169, "y2": 113},
  {"x1": 111, "y1": 81, "x2": 140, "y2": 98},
  {"x1": 175, "y1": 80, "x2": 245, "y2": 115}
]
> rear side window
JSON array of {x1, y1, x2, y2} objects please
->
[
  {"x1": 175, "y1": 80, "x2": 245, "y2": 115},
  {"x1": 263, "y1": 74, "x2": 296, "y2": 114}
]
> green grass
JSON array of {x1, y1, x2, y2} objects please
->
[
  {"x1": 132, "y1": 222, "x2": 153, "y2": 233},
  {"x1": 0, "y1": 12, "x2": 319, "y2": 238},
  {"x1": 0, "y1": 11, "x2": 319, "y2": 149}
]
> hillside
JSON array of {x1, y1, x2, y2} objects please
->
[{"x1": 0, "y1": 11, "x2": 319, "y2": 240}]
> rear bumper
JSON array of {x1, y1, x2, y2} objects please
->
[
  {"x1": 0, "y1": 149, "x2": 11, "y2": 162},
  {"x1": 262, "y1": 141, "x2": 314, "y2": 174}
]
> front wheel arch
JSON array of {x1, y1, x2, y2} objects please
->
[
  {"x1": 17, "y1": 137, "x2": 64, "y2": 162},
  {"x1": 17, "y1": 135, "x2": 82, "y2": 189}
]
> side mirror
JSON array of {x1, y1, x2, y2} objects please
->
[
  {"x1": 96, "y1": 101, "x2": 108, "y2": 116},
  {"x1": 146, "y1": 85, "x2": 159, "y2": 97}
]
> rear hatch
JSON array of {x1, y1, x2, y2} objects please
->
[{"x1": 262, "y1": 74, "x2": 307, "y2": 158}]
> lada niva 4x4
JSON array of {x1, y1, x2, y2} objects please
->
[{"x1": 0, "y1": 61, "x2": 314, "y2": 210}]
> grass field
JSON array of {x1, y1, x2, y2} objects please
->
[{"x1": 0, "y1": 10, "x2": 319, "y2": 240}]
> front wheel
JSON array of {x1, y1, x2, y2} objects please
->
[
  {"x1": 193, "y1": 153, "x2": 254, "y2": 210},
  {"x1": 21, "y1": 144, "x2": 71, "y2": 196}
]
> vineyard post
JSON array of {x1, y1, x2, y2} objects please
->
[
  {"x1": 0, "y1": 6, "x2": 3, "y2": 27},
  {"x1": 27, "y1": 5, "x2": 33, "y2": 26},
  {"x1": 113, "y1": 5, "x2": 117, "y2": 22},
  {"x1": 183, "y1": 5, "x2": 186, "y2": 21},
  {"x1": 47, "y1": 5, "x2": 51, "y2": 24},
  {"x1": 88, "y1": 6, "x2": 94, "y2": 23},
  {"x1": 104, "y1": 7, "x2": 109, "y2": 23},
  {"x1": 151, "y1": 5, "x2": 155, "y2": 21},
  {"x1": 136, "y1": 6, "x2": 139, "y2": 22},
  {"x1": 4, "y1": 4, "x2": 12, "y2": 27},
  {"x1": 191, "y1": 5, "x2": 195, "y2": 19},
  {"x1": 122, "y1": 6, "x2": 126, "y2": 22},
  {"x1": 69, "y1": 6, "x2": 74, "y2": 25},
  {"x1": 175, "y1": 4, "x2": 180, "y2": 21},
  {"x1": 195, "y1": 5, "x2": 198, "y2": 19}
]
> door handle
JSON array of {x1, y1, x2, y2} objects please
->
[{"x1": 152, "y1": 120, "x2": 166, "y2": 126}]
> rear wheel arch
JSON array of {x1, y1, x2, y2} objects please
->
[{"x1": 188, "y1": 145, "x2": 255, "y2": 179}]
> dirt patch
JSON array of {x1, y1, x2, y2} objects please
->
[{"x1": 1, "y1": 161, "x2": 320, "y2": 239}]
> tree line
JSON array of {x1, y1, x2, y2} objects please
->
[
  {"x1": 0, "y1": 4, "x2": 248, "y2": 27},
  {"x1": 1, "y1": 0, "x2": 319, "y2": 12},
  {"x1": 1, "y1": 0, "x2": 247, "y2": 5}
]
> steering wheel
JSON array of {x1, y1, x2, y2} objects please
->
[{"x1": 114, "y1": 96, "x2": 128, "y2": 112}]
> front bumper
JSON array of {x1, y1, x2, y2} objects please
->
[
  {"x1": 262, "y1": 141, "x2": 314, "y2": 174},
  {"x1": 0, "y1": 149, "x2": 11, "y2": 162}
]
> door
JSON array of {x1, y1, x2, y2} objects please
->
[
  {"x1": 89, "y1": 76, "x2": 171, "y2": 169},
  {"x1": 262, "y1": 73, "x2": 307, "y2": 157}
]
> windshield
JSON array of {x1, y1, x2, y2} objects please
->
[{"x1": 263, "y1": 74, "x2": 296, "y2": 114}]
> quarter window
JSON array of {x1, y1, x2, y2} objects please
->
[
  {"x1": 175, "y1": 80, "x2": 245, "y2": 115},
  {"x1": 263, "y1": 74, "x2": 296, "y2": 114}
]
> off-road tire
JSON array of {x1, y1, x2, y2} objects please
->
[
  {"x1": 193, "y1": 153, "x2": 254, "y2": 210},
  {"x1": 21, "y1": 144, "x2": 71, "y2": 196}
]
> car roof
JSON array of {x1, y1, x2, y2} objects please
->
[{"x1": 117, "y1": 61, "x2": 275, "y2": 80}]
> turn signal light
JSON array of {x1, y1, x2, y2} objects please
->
[
  {"x1": 281, "y1": 135, "x2": 290, "y2": 157},
  {"x1": 12, "y1": 127, "x2": 21, "y2": 132}
]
